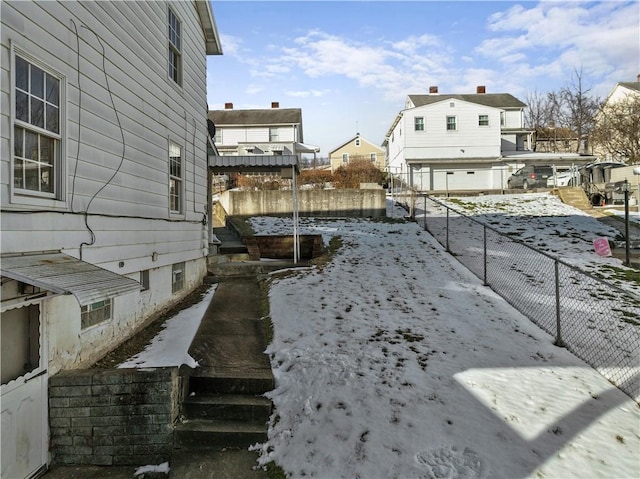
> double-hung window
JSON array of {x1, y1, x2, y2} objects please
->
[
  {"x1": 169, "y1": 141, "x2": 182, "y2": 213},
  {"x1": 269, "y1": 127, "x2": 279, "y2": 142},
  {"x1": 414, "y1": 117, "x2": 424, "y2": 131},
  {"x1": 478, "y1": 114, "x2": 489, "y2": 126},
  {"x1": 370, "y1": 153, "x2": 377, "y2": 163},
  {"x1": 14, "y1": 55, "x2": 60, "y2": 197},
  {"x1": 446, "y1": 116, "x2": 457, "y2": 131},
  {"x1": 168, "y1": 7, "x2": 181, "y2": 84},
  {"x1": 342, "y1": 153, "x2": 349, "y2": 164}
]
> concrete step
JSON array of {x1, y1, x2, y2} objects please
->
[
  {"x1": 173, "y1": 419, "x2": 267, "y2": 450},
  {"x1": 189, "y1": 369, "x2": 274, "y2": 396},
  {"x1": 183, "y1": 393, "x2": 272, "y2": 423}
]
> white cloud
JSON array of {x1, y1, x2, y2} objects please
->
[{"x1": 286, "y1": 89, "x2": 331, "y2": 98}]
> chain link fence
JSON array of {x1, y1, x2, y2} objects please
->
[{"x1": 405, "y1": 193, "x2": 640, "y2": 402}]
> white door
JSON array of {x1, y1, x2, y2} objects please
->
[{"x1": 1, "y1": 303, "x2": 48, "y2": 479}]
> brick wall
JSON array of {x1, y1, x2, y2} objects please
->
[{"x1": 49, "y1": 368, "x2": 179, "y2": 466}]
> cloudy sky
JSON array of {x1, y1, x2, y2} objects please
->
[{"x1": 206, "y1": 1, "x2": 639, "y2": 156}]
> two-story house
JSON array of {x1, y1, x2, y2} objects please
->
[
  {"x1": 383, "y1": 86, "x2": 593, "y2": 192},
  {"x1": 384, "y1": 86, "x2": 531, "y2": 191},
  {"x1": 592, "y1": 76, "x2": 640, "y2": 164},
  {"x1": 207, "y1": 102, "x2": 319, "y2": 188},
  {"x1": 329, "y1": 133, "x2": 386, "y2": 173},
  {"x1": 0, "y1": 2, "x2": 221, "y2": 477}
]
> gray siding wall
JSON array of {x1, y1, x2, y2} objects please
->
[
  {"x1": 1, "y1": 1, "x2": 213, "y2": 369},
  {"x1": 1, "y1": 0, "x2": 210, "y2": 267}
]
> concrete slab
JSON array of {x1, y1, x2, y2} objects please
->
[{"x1": 169, "y1": 449, "x2": 268, "y2": 478}]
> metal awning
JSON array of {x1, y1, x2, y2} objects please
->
[{"x1": 1, "y1": 253, "x2": 142, "y2": 306}]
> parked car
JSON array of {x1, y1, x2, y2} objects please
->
[
  {"x1": 546, "y1": 169, "x2": 581, "y2": 187},
  {"x1": 507, "y1": 165, "x2": 554, "y2": 189}
]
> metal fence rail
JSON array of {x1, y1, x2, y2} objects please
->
[{"x1": 412, "y1": 193, "x2": 640, "y2": 402}]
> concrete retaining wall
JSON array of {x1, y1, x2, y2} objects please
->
[
  {"x1": 219, "y1": 189, "x2": 386, "y2": 217},
  {"x1": 49, "y1": 368, "x2": 179, "y2": 466},
  {"x1": 254, "y1": 235, "x2": 324, "y2": 259}
]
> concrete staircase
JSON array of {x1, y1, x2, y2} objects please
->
[
  {"x1": 554, "y1": 187, "x2": 593, "y2": 210},
  {"x1": 175, "y1": 219, "x2": 277, "y2": 452}
]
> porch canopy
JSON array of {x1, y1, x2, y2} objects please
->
[
  {"x1": 1, "y1": 252, "x2": 142, "y2": 306},
  {"x1": 208, "y1": 154, "x2": 299, "y2": 174}
]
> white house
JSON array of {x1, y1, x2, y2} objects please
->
[
  {"x1": 383, "y1": 86, "x2": 593, "y2": 192},
  {"x1": 208, "y1": 102, "x2": 319, "y2": 158},
  {"x1": 0, "y1": 1, "x2": 221, "y2": 477}
]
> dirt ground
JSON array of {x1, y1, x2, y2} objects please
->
[{"x1": 91, "y1": 284, "x2": 212, "y2": 369}]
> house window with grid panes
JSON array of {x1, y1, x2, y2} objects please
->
[
  {"x1": 168, "y1": 7, "x2": 181, "y2": 84},
  {"x1": 81, "y1": 299, "x2": 112, "y2": 329},
  {"x1": 370, "y1": 153, "x2": 377, "y2": 163},
  {"x1": 478, "y1": 114, "x2": 489, "y2": 126},
  {"x1": 172, "y1": 262, "x2": 185, "y2": 293},
  {"x1": 169, "y1": 141, "x2": 182, "y2": 213},
  {"x1": 446, "y1": 116, "x2": 457, "y2": 131},
  {"x1": 14, "y1": 55, "x2": 61, "y2": 197},
  {"x1": 342, "y1": 153, "x2": 349, "y2": 164},
  {"x1": 414, "y1": 117, "x2": 424, "y2": 131},
  {"x1": 269, "y1": 127, "x2": 279, "y2": 142}
]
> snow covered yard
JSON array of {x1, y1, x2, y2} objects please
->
[{"x1": 249, "y1": 197, "x2": 639, "y2": 479}]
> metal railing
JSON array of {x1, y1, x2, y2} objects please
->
[{"x1": 405, "y1": 193, "x2": 640, "y2": 401}]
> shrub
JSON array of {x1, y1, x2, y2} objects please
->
[{"x1": 333, "y1": 158, "x2": 384, "y2": 189}]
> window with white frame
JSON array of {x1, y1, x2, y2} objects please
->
[
  {"x1": 500, "y1": 112, "x2": 506, "y2": 127},
  {"x1": 414, "y1": 117, "x2": 424, "y2": 131},
  {"x1": 342, "y1": 153, "x2": 349, "y2": 164},
  {"x1": 169, "y1": 141, "x2": 182, "y2": 213},
  {"x1": 269, "y1": 127, "x2": 279, "y2": 142},
  {"x1": 13, "y1": 55, "x2": 61, "y2": 197},
  {"x1": 478, "y1": 114, "x2": 489, "y2": 126},
  {"x1": 370, "y1": 153, "x2": 377, "y2": 163},
  {"x1": 81, "y1": 299, "x2": 112, "y2": 329},
  {"x1": 446, "y1": 116, "x2": 457, "y2": 131},
  {"x1": 167, "y1": 7, "x2": 181, "y2": 84},
  {"x1": 172, "y1": 262, "x2": 185, "y2": 293},
  {"x1": 355, "y1": 138, "x2": 361, "y2": 147}
]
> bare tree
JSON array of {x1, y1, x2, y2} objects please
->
[
  {"x1": 591, "y1": 93, "x2": 640, "y2": 163},
  {"x1": 524, "y1": 90, "x2": 554, "y2": 151},
  {"x1": 553, "y1": 68, "x2": 601, "y2": 153}
]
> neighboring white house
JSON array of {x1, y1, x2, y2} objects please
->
[
  {"x1": 383, "y1": 86, "x2": 594, "y2": 191},
  {"x1": 592, "y1": 77, "x2": 640, "y2": 164},
  {"x1": 0, "y1": 1, "x2": 221, "y2": 477},
  {"x1": 208, "y1": 102, "x2": 319, "y2": 159},
  {"x1": 329, "y1": 133, "x2": 386, "y2": 173}
]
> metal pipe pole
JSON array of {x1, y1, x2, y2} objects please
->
[{"x1": 624, "y1": 180, "x2": 630, "y2": 267}]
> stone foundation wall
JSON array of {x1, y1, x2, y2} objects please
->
[{"x1": 49, "y1": 368, "x2": 179, "y2": 466}]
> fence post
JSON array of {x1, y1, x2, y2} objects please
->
[
  {"x1": 483, "y1": 225, "x2": 488, "y2": 286},
  {"x1": 554, "y1": 259, "x2": 565, "y2": 347},
  {"x1": 422, "y1": 195, "x2": 427, "y2": 231},
  {"x1": 446, "y1": 208, "x2": 450, "y2": 253}
]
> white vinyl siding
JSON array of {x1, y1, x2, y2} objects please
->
[{"x1": 1, "y1": 0, "x2": 213, "y2": 369}]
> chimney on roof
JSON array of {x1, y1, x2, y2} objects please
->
[
  {"x1": 271, "y1": 102, "x2": 279, "y2": 108},
  {"x1": 225, "y1": 102, "x2": 233, "y2": 109},
  {"x1": 429, "y1": 86, "x2": 438, "y2": 94},
  {"x1": 476, "y1": 85, "x2": 486, "y2": 94}
]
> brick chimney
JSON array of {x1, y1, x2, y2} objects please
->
[
  {"x1": 271, "y1": 102, "x2": 280, "y2": 108},
  {"x1": 224, "y1": 102, "x2": 233, "y2": 109},
  {"x1": 429, "y1": 86, "x2": 438, "y2": 94},
  {"x1": 476, "y1": 85, "x2": 486, "y2": 94}
]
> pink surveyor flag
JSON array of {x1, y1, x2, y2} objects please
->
[{"x1": 593, "y1": 237, "x2": 612, "y2": 257}]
